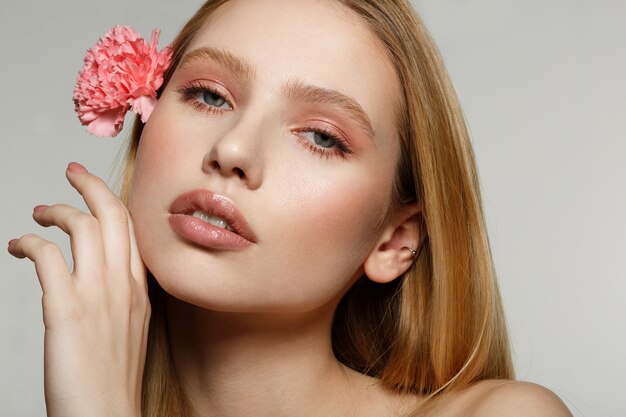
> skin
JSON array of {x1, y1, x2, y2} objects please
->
[
  {"x1": 7, "y1": 0, "x2": 573, "y2": 416},
  {"x1": 129, "y1": 0, "x2": 413, "y2": 316},
  {"x1": 8, "y1": 162, "x2": 149, "y2": 417},
  {"x1": 129, "y1": 1, "x2": 421, "y2": 416}
]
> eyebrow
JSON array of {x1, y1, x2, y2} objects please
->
[
  {"x1": 179, "y1": 47, "x2": 255, "y2": 83},
  {"x1": 281, "y1": 80, "x2": 376, "y2": 143},
  {"x1": 179, "y1": 46, "x2": 377, "y2": 143}
]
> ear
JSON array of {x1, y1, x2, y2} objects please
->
[{"x1": 363, "y1": 203, "x2": 426, "y2": 284}]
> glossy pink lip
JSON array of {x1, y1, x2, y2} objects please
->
[{"x1": 168, "y1": 189, "x2": 256, "y2": 250}]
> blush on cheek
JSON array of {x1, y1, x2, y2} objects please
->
[
  {"x1": 137, "y1": 112, "x2": 178, "y2": 172},
  {"x1": 129, "y1": 102, "x2": 189, "y2": 254},
  {"x1": 279, "y1": 170, "x2": 389, "y2": 251}
]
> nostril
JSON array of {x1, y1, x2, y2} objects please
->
[
  {"x1": 233, "y1": 167, "x2": 245, "y2": 178},
  {"x1": 204, "y1": 158, "x2": 246, "y2": 179}
]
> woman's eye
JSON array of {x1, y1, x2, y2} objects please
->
[
  {"x1": 175, "y1": 81, "x2": 233, "y2": 113},
  {"x1": 200, "y1": 90, "x2": 230, "y2": 110},
  {"x1": 301, "y1": 130, "x2": 339, "y2": 149},
  {"x1": 297, "y1": 126, "x2": 353, "y2": 159}
]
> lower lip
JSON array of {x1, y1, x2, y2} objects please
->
[{"x1": 168, "y1": 214, "x2": 253, "y2": 250}]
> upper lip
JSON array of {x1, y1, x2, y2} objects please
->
[{"x1": 169, "y1": 189, "x2": 257, "y2": 243}]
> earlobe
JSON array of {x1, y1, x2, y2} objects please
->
[{"x1": 363, "y1": 204, "x2": 425, "y2": 284}]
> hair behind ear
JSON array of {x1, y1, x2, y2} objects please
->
[
  {"x1": 335, "y1": 0, "x2": 513, "y2": 401},
  {"x1": 116, "y1": 1, "x2": 514, "y2": 416}
]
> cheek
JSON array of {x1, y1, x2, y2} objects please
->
[
  {"x1": 129, "y1": 98, "x2": 196, "y2": 208},
  {"x1": 272, "y1": 131, "x2": 396, "y2": 246},
  {"x1": 271, "y1": 158, "x2": 393, "y2": 274},
  {"x1": 284, "y1": 173, "x2": 386, "y2": 242},
  {"x1": 128, "y1": 103, "x2": 192, "y2": 262},
  {"x1": 132, "y1": 102, "x2": 185, "y2": 181}
]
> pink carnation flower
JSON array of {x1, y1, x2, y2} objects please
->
[{"x1": 73, "y1": 25, "x2": 173, "y2": 137}]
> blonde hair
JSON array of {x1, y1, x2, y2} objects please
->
[{"x1": 117, "y1": 1, "x2": 514, "y2": 415}]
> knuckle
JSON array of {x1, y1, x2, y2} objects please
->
[
  {"x1": 103, "y1": 202, "x2": 129, "y2": 225},
  {"x1": 39, "y1": 204, "x2": 60, "y2": 221},
  {"x1": 38, "y1": 241, "x2": 61, "y2": 258},
  {"x1": 72, "y1": 213, "x2": 99, "y2": 231},
  {"x1": 53, "y1": 203, "x2": 74, "y2": 216},
  {"x1": 46, "y1": 203, "x2": 64, "y2": 211},
  {"x1": 19, "y1": 233, "x2": 38, "y2": 244}
]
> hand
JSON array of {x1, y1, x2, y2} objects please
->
[{"x1": 7, "y1": 162, "x2": 149, "y2": 417}]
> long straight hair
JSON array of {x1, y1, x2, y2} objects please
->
[{"x1": 116, "y1": 1, "x2": 514, "y2": 415}]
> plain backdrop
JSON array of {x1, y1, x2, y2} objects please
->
[{"x1": 1, "y1": 0, "x2": 624, "y2": 416}]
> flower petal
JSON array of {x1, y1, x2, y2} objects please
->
[
  {"x1": 131, "y1": 96, "x2": 157, "y2": 123},
  {"x1": 73, "y1": 25, "x2": 172, "y2": 137},
  {"x1": 86, "y1": 108, "x2": 127, "y2": 137}
]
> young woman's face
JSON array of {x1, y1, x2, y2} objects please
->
[{"x1": 129, "y1": 0, "x2": 403, "y2": 312}]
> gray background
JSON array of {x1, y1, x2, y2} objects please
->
[{"x1": 1, "y1": 0, "x2": 624, "y2": 415}]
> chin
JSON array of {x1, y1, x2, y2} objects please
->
[{"x1": 148, "y1": 265, "x2": 347, "y2": 316}]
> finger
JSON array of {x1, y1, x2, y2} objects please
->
[
  {"x1": 32, "y1": 204, "x2": 105, "y2": 276},
  {"x1": 64, "y1": 162, "x2": 131, "y2": 276},
  {"x1": 126, "y1": 213, "x2": 147, "y2": 291},
  {"x1": 7, "y1": 234, "x2": 73, "y2": 295}
]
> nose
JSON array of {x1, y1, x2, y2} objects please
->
[{"x1": 202, "y1": 115, "x2": 265, "y2": 190}]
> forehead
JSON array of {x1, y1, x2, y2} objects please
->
[{"x1": 183, "y1": 0, "x2": 403, "y2": 147}]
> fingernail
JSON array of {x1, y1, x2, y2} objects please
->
[
  {"x1": 67, "y1": 162, "x2": 88, "y2": 174},
  {"x1": 33, "y1": 205, "x2": 48, "y2": 213},
  {"x1": 8, "y1": 239, "x2": 17, "y2": 247}
]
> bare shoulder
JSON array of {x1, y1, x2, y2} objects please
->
[
  {"x1": 452, "y1": 380, "x2": 573, "y2": 417},
  {"x1": 363, "y1": 377, "x2": 572, "y2": 417}
]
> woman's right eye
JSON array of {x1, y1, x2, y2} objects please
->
[
  {"x1": 175, "y1": 80, "x2": 233, "y2": 114},
  {"x1": 200, "y1": 90, "x2": 230, "y2": 109}
]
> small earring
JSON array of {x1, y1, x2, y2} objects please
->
[{"x1": 401, "y1": 246, "x2": 417, "y2": 257}]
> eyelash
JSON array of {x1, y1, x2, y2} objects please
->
[
  {"x1": 174, "y1": 80, "x2": 353, "y2": 159},
  {"x1": 293, "y1": 126, "x2": 353, "y2": 160},
  {"x1": 175, "y1": 80, "x2": 232, "y2": 116}
]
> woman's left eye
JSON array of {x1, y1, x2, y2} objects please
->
[
  {"x1": 175, "y1": 80, "x2": 233, "y2": 114},
  {"x1": 301, "y1": 130, "x2": 338, "y2": 149},
  {"x1": 297, "y1": 127, "x2": 353, "y2": 159},
  {"x1": 200, "y1": 90, "x2": 230, "y2": 109}
]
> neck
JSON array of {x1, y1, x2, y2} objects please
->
[{"x1": 164, "y1": 293, "x2": 390, "y2": 417}]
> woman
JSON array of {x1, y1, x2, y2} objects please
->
[{"x1": 7, "y1": 0, "x2": 573, "y2": 416}]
